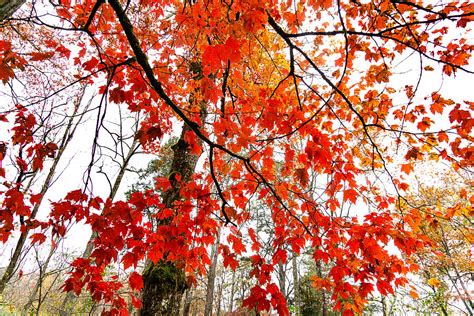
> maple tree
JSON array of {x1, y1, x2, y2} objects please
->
[{"x1": 0, "y1": 0, "x2": 473, "y2": 314}]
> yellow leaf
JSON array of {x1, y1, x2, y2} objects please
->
[
  {"x1": 465, "y1": 232, "x2": 474, "y2": 244},
  {"x1": 428, "y1": 278, "x2": 441, "y2": 287},
  {"x1": 462, "y1": 206, "x2": 473, "y2": 217}
]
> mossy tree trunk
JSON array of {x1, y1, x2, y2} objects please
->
[
  {"x1": 141, "y1": 111, "x2": 205, "y2": 315},
  {"x1": 141, "y1": 262, "x2": 189, "y2": 315}
]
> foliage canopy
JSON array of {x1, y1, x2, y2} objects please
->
[{"x1": 0, "y1": 0, "x2": 473, "y2": 314}]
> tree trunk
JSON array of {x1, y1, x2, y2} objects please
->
[
  {"x1": 60, "y1": 137, "x2": 140, "y2": 314},
  {"x1": 381, "y1": 296, "x2": 387, "y2": 316},
  {"x1": 316, "y1": 260, "x2": 327, "y2": 316},
  {"x1": 278, "y1": 261, "x2": 286, "y2": 300},
  {"x1": 444, "y1": 267, "x2": 473, "y2": 315},
  {"x1": 229, "y1": 268, "x2": 236, "y2": 313},
  {"x1": 216, "y1": 282, "x2": 222, "y2": 316},
  {"x1": 23, "y1": 244, "x2": 56, "y2": 313},
  {"x1": 439, "y1": 227, "x2": 474, "y2": 314},
  {"x1": 0, "y1": 0, "x2": 25, "y2": 21},
  {"x1": 141, "y1": 114, "x2": 205, "y2": 315},
  {"x1": 204, "y1": 230, "x2": 221, "y2": 316},
  {"x1": 292, "y1": 252, "x2": 299, "y2": 316},
  {"x1": 182, "y1": 289, "x2": 193, "y2": 316}
]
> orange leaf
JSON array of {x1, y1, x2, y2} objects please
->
[
  {"x1": 224, "y1": 206, "x2": 237, "y2": 219},
  {"x1": 155, "y1": 177, "x2": 171, "y2": 191},
  {"x1": 343, "y1": 188, "x2": 358, "y2": 204},
  {"x1": 0, "y1": 64, "x2": 14, "y2": 83},
  {"x1": 409, "y1": 290, "x2": 419, "y2": 299},
  {"x1": 131, "y1": 295, "x2": 142, "y2": 309},
  {"x1": 400, "y1": 163, "x2": 413, "y2": 174},
  {"x1": 430, "y1": 102, "x2": 444, "y2": 114}
]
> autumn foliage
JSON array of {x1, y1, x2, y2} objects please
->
[{"x1": 0, "y1": 0, "x2": 473, "y2": 314}]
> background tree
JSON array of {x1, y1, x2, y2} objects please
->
[
  {"x1": 359, "y1": 166, "x2": 473, "y2": 316},
  {"x1": 0, "y1": 86, "x2": 91, "y2": 295},
  {"x1": 403, "y1": 168, "x2": 473, "y2": 315}
]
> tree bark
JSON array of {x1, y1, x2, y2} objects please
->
[
  {"x1": 97, "y1": 2, "x2": 210, "y2": 314},
  {"x1": 292, "y1": 252, "x2": 299, "y2": 316},
  {"x1": 216, "y1": 282, "x2": 222, "y2": 316},
  {"x1": 182, "y1": 289, "x2": 193, "y2": 316},
  {"x1": 140, "y1": 117, "x2": 204, "y2": 315},
  {"x1": 204, "y1": 230, "x2": 221, "y2": 316},
  {"x1": 278, "y1": 261, "x2": 286, "y2": 300},
  {"x1": 316, "y1": 260, "x2": 327, "y2": 316},
  {"x1": 0, "y1": 0, "x2": 25, "y2": 21},
  {"x1": 229, "y1": 268, "x2": 236, "y2": 313}
]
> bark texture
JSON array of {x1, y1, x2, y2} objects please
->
[
  {"x1": 204, "y1": 230, "x2": 220, "y2": 316},
  {"x1": 0, "y1": 0, "x2": 25, "y2": 21},
  {"x1": 140, "y1": 119, "x2": 204, "y2": 315},
  {"x1": 292, "y1": 253, "x2": 300, "y2": 316}
]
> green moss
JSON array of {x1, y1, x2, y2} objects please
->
[
  {"x1": 141, "y1": 261, "x2": 188, "y2": 315},
  {"x1": 143, "y1": 261, "x2": 188, "y2": 292}
]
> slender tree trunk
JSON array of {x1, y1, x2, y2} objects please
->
[
  {"x1": 439, "y1": 301, "x2": 449, "y2": 316},
  {"x1": 439, "y1": 227, "x2": 474, "y2": 314},
  {"x1": 229, "y1": 268, "x2": 236, "y2": 313},
  {"x1": 216, "y1": 282, "x2": 222, "y2": 316},
  {"x1": 0, "y1": 95, "x2": 85, "y2": 296},
  {"x1": 292, "y1": 252, "x2": 299, "y2": 316},
  {"x1": 60, "y1": 137, "x2": 140, "y2": 314},
  {"x1": 444, "y1": 267, "x2": 473, "y2": 315},
  {"x1": 435, "y1": 226, "x2": 473, "y2": 315},
  {"x1": 204, "y1": 230, "x2": 221, "y2": 316},
  {"x1": 23, "y1": 244, "x2": 56, "y2": 313},
  {"x1": 316, "y1": 260, "x2": 327, "y2": 316},
  {"x1": 381, "y1": 296, "x2": 387, "y2": 316},
  {"x1": 182, "y1": 288, "x2": 193, "y2": 316},
  {"x1": 278, "y1": 261, "x2": 286, "y2": 300}
]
